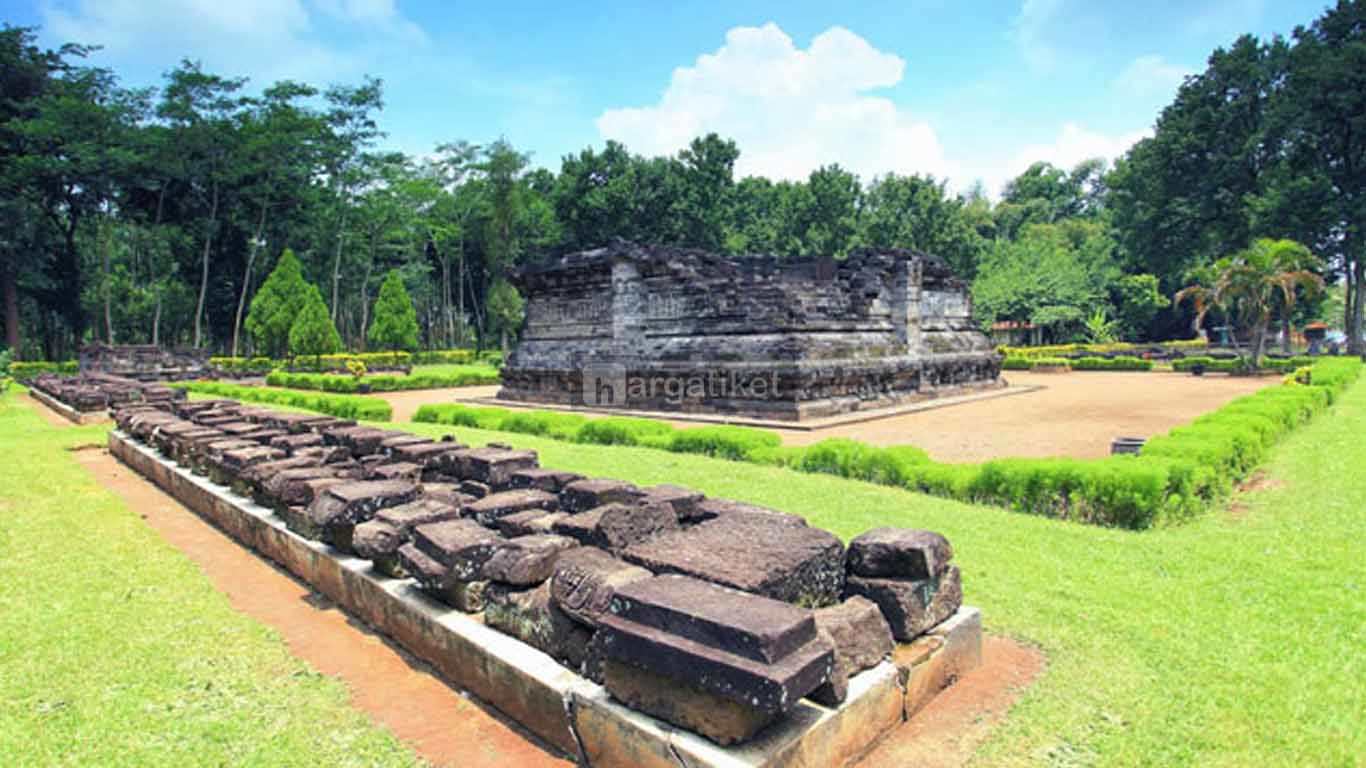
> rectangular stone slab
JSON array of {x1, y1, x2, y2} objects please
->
[
  {"x1": 550, "y1": 547, "x2": 654, "y2": 628},
  {"x1": 511, "y1": 468, "x2": 585, "y2": 493},
  {"x1": 609, "y1": 575, "x2": 819, "y2": 665},
  {"x1": 560, "y1": 479, "x2": 642, "y2": 514},
  {"x1": 623, "y1": 514, "x2": 845, "y2": 607},
  {"x1": 412, "y1": 518, "x2": 504, "y2": 580},
  {"x1": 466, "y1": 489, "x2": 560, "y2": 526}
]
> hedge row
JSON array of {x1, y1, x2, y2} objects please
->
[
  {"x1": 999, "y1": 339, "x2": 1209, "y2": 359},
  {"x1": 9, "y1": 361, "x2": 79, "y2": 381},
  {"x1": 1172, "y1": 355, "x2": 1316, "y2": 373},
  {"x1": 211, "y1": 349, "x2": 503, "y2": 375},
  {"x1": 1071, "y1": 355, "x2": 1154, "y2": 371},
  {"x1": 172, "y1": 381, "x2": 392, "y2": 421},
  {"x1": 412, "y1": 357, "x2": 1361, "y2": 529},
  {"x1": 265, "y1": 367, "x2": 500, "y2": 393}
]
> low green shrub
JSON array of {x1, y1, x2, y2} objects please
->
[
  {"x1": 667, "y1": 425, "x2": 781, "y2": 460},
  {"x1": 497, "y1": 410, "x2": 589, "y2": 440},
  {"x1": 174, "y1": 381, "x2": 392, "y2": 421},
  {"x1": 266, "y1": 367, "x2": 500, "y2": 392},
  {"x1": 9, "y1": 360, "x2": 79, "y2": 381},
  {"x1": 575, "y1": 417, "x2": 675, "y2": 448},
  {"x1": 1002, "y1": 356, "x2": 1031, "y2": 370},
  {"x1": 1071, "y1": 355, "x2": 1154, "y2": 371},
  {"x1": 1029, "y1": 357, "x2": 1072, "y2": 370}
]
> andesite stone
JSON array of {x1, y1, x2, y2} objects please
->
[
  {"x1": 305, "y1": 479, "x2": 420, "y2": 549},
  {"x1": 465, "y1": 489, "x2": 559, "y2": 526},
  {"x1": 495, "y1": 508, "x2": 565, "y2": 537},
  {"x1": 411, "y1": 518, "x2": 504, "y2": 581},
  {"x1": 485, "y1": 582, "x2": 594, "y2": 667},
  {"x1": 846, "y1": 527, "x2": 953, "y2": 580},
  {"x1": 270, "y1": 432, "x2": 323, "y2": 452},
  {"x1": 480, "y1": 534, "x2": 579, "y2": 586},
  {"x1": 395, "y1": 542, "x2": 489, "y2": 612},
  {"x1": 549, "y1": 546, "x2": 653, "y2": 627},
  {"x1": 366, "y1": 461, "x2": 423, "y2": 483},
  {"x1": 623, "y1": 511, "x2": 846, "y2": 607},
  {"x1": 640, "y1": 484, "x2": 706, "y2": 521},
  {"x1": 591, "y1": 501, "x2": 679, "y2": 553},
  {"x1": 560, "y1": 479, "x2": 642, "y2": 514},
  {"x1": 807, "y1": 596, "x2": 894, "y2": 706},
  {"x1": 596, "y1": 574, "x2": 834, "y2": 745},
  {"x1": 844, "y1": 564, "x2": 963, "y2": 642},
  {"x1": 510, "y1": 468, "x2": 585, "y2": 493}
]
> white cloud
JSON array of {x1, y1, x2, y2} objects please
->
[
  {"x1": 596, "y1": 23, "x2": 952, "y2": 183},
  {"x1": 1011, "y1": 0, "x2": 1067, "y2": 72},
  {"x1": 993, "y1": 122, "x2": 1148, "y2": 190},
  {"x1": 1114, "y1": 55, "x2": 1191, "y2": 99},
  {"x1": 41, "y1": 0, "x2": 424, "y2": 84}
]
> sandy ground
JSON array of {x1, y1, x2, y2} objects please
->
[
  {"x1": 781, "y1": 371, "x2": 1277, "y2": 461},
  {"x1": 73, "y1": 431, "x2": 1045, "y2": 768},
  {"x1": 379, "y1": 373, "x2": 1275, "y2": 462}
]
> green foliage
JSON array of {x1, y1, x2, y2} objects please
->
[
  {"x1": 174, "y1": 381, "x2": 392, "y2": 420},
  {"x1": 1083, "y1": 307, "x2": 1120, "y2": 344},
  {"x1": 366, "y1": 270, "x2": 420, "y2": 352},
  {"x1": 1002, "y1": 356, "x2": 1031, "y2": 370},
  {"x1": 244, "y1": 250, "x2": 311, "y2": 359},
  {"x1": 667, "y1": 425, "x2": 781, "y2": 461},
  {"x1": 574, "y1": 417, "x2": 675, "y2": 448},
  {"x1": 287, "y1": 285, "x2": 342, "y2": 358},
  {"x1": 8, "y1": 360, "x2": 79, "y2": 381},
  {"x1": 265, "y1": 365, "x2": 499, "y2": 392},
  {"x1": 1111, "y1": 274, "x2": 1169, "y2": 340},
  {"x1": 1029, "y1": 356, "x2": 1072, "y2": 370},
  {"x1": 212, "y1": 351, "x2": 412, "y2": 375},
  {"x1": 1070, "y1": 355, "x2": 1154, "y2": 371},
  {"x1": 485, "y1": 279, "x2": 524, "y2": 350}
]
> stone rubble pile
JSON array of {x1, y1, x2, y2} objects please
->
[
  {"x1": 31, "y1": 372, "x2": 185, "y2": 413},
  {"x1": 113, "y1": 399, "x2": 967, "y2": 746}
]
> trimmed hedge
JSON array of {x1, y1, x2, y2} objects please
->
[
  {"x1": 411, "y1": 357, "x2": 1361, "y2": 529},
  {"x1": 1071, "y1": 355, "x2": 1154, "y2": 371},
  {"x1": 1029, "y1": 357, "x2": 1072, "y2": 370},
  {"x1": 265, "y1": 367, "x2": 499, "y2": 392},
  {"x1": 211, "y1": 352, "x2": 413, "y2": 375},
  {"x1": 172, "y1": 381, "x2": 392, "y2": 421},
  {"x1": 10, "y1": 361, "x2": 79, "y2": 381},
  {"x1": 410, "y1": 349, "x2": 503, "y2": 366},
  {"x1": 1172, "y1": 355, "x2": 1316, "y2": 374},
  {"x1": 1000, "y1": 339, "x2": 1209, "y2": 359}
]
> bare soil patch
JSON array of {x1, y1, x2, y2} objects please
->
[{"x1": 856, "y1": 636, "x2": 1047, "y2": 768}]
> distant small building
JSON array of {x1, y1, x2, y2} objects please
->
[
  {"x1": 990, "y1": 320, "x2": 1040, "y2": 347},
  {"x1": 78, "y1": 344, "x2": 208, "y2": 381}
]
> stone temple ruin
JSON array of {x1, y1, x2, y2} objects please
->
[
  {"x1": 109, "y1": 397, "x2": 982, "y2": 765},
  {"x1": 499, "y1": 240, "x2": 1003, "y2": 420}
]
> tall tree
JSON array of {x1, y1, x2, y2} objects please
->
[
  {"x1": 367, "y1": 269, "x2": 419, "y2": 352},
  {"x1": 321, "y1": 78, "x2": 384, "y2": 326}
]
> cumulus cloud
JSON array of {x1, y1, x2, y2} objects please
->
[
  {"x1": 1011, "y1": 0, "x2": 1067, "y2": 72},
  {"x1": 596, "y1": 23, "x2": 952, "y2": 183},
  {"x1": 995, "y1": 122, "x2": 1149, "y2": 187},
  {"x1": 1114, "y1": 55, "x2": 1191, "y2": 99},
  {"x1": 41, "y1": 0, "x2": 424, "y2": 84}
]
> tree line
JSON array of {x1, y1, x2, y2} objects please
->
[{"x1": 1, "y1": 0, "x2": 1361, "y2": 360}]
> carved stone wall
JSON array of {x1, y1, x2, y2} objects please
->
[
  {"x1": 79, "y1": 344, "x2": 209, "y2": 381},
  {"x1": 500, "y1": 241, "x2": 1002, "y2": 420}
]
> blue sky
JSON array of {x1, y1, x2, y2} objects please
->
[{"x1": 6, "y1": 0, "x2": 1333, "y2": 193}]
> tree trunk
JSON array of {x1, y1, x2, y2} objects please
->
[
  {"x1": 1281, "y1": 315, "x2": 1292, "y2": 355},
  {"x1": 102, "y1": 218, "x2": 114, "y2": 344},
  {"x1": 232, "y1": 204, "x2": 269, "y2": 357},
  {"x1": 2, "y1": 261, "x2": 19, "y2": 356},
  {"x1": 193, "y1": 182, "x2": 219, "y2": 349},
  {"x1": 331, "y1": 205, "x2": 347, "y2": 325},
  {"x1": 357, "y1": 249, "x2": 374, "y2": 351},
  {"x1": 152, "y1": 290, "x2": 162, "y2": 347},
  {"x1": 1351, "y1": 232, "x2": 1365, "y2": 356}
]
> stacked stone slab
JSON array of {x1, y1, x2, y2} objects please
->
[
  {"x1": 843, "y1": 528, "x2": 963, "y2": 642},
  {"x1": 30, "y1": 372, "x2": 187, "y2": 413},
  {"x1": 109, "y1": 399, "x2": 975, "y2": 751}
]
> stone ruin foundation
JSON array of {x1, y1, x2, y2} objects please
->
[
  {"x1": 109, "y1": 399, "x2": 983, "y2": 766},
  {"x1": 499, "y1": 240, "x2": 1003, "y2": 421},
  {"x1": 28, "y1": 371, "x2": 185, "y2": 423},
  {"x1": 79, "y1": 343, "x2": 209, "y2": 381}
]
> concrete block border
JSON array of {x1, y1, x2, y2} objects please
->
[
  {"x1": 109, "y1": 429, "x2": 981, "y2": 767},
  {"x1": 29, "y1": 387, "x2": 110, "y2": 425}
]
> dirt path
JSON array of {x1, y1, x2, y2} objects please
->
[
  {"x1": 857, "y1": 636, "x2": 1046, "y2": 767},
  {"x1": 75, "y1": 446, "x2": 570, "y2": 768}
]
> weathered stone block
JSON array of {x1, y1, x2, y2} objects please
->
[
  {"x1": 623, "y1": 513, "x2": 845, "y2": 607},
  {"x1": 510, "y1": 468, "x2": 584, "y2": 493},
  {"x1": 550, "y1": 546, "x2": 653, "y2": 627},
  {"x1": 495, "y1": 508, "x2": 566, "y2": 537},
  {"x1": 366, "y1": 461, "x2": 422, "y2": 483},
  {"x1": 807, "y1": 596, "x2": 894, "y2": 706},
  {"x1": 481, "y1": 534, "x2": 579, "y2": 586},
  {"x1": 846, "y1": 527, "x2": 952, "y2": 580},
  {"x1": 305, "y1": 480, "x2": 421, "y2": 549},
  {"x1": 437, "y1": 446, "x2": 539, "y2": 488},
  {"x1": 465, "y1": 489, "x2": 559, "y2": 526},
  {"x1": 395, "y1": 542, "x2": 489, "y2": 611},
  {"x1": 640, "y1": 484, "x2": 706, "y2": 521},
  {"x1": 593, "y1": 500, "x2": 679, "y2": 552},
  {"x1": 560, "y1": 478, "x2": 642, "y2": 514},
  {"x1": 270, "y1": 432, "x2": 323, "y2": 452},
  {"x1": 596, "y1": 575, "x2": 835, "y2": 745},
  {"x1": 411, "y1": 518, "x2": 504, "y2": 581},
  {"x1": 844, "y1": 564, "x2": 962, "y2": 642},
  {"x1": 484, "y1": 582, "x2": 592, "y2": 667}
]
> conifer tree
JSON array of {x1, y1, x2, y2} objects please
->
[{"x1": 367, "y1": 270, "x2": 420, "y2": 351}]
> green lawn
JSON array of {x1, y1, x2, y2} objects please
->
[
  {"x1": 396, "y1": 388, "x2": 1366, "y2": 765},
  {"x1": 0, "y1": 394, "x2": 421, "y2": 767},
  {"x1": 4, "y1": 379, "x2": 1364, "y2": 765},
  {"x1": 408, "y1": 362, "x2": 501, "y2": 380}
]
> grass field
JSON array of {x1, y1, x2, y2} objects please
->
[
  {"x1": 3, "y1": 381, "x2": 1364, "y2": 765},
  {"x1": 409, "y1": 362, "x2": 500, "y2": 379},
  {"x1": 0, "y1": 395, "x2": 421, "y2": 767}
]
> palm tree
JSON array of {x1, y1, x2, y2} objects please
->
[{"x1": 1176, "y1": 239, "x2": 1323, "y2": 366}]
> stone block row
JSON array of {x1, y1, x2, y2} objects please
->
[
  {"x1": 31, "y1": 372, "x2": 185, "y2": 413},
  {"x1": 113, "y1": 399, "x2": 968, "y2": 748}
]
